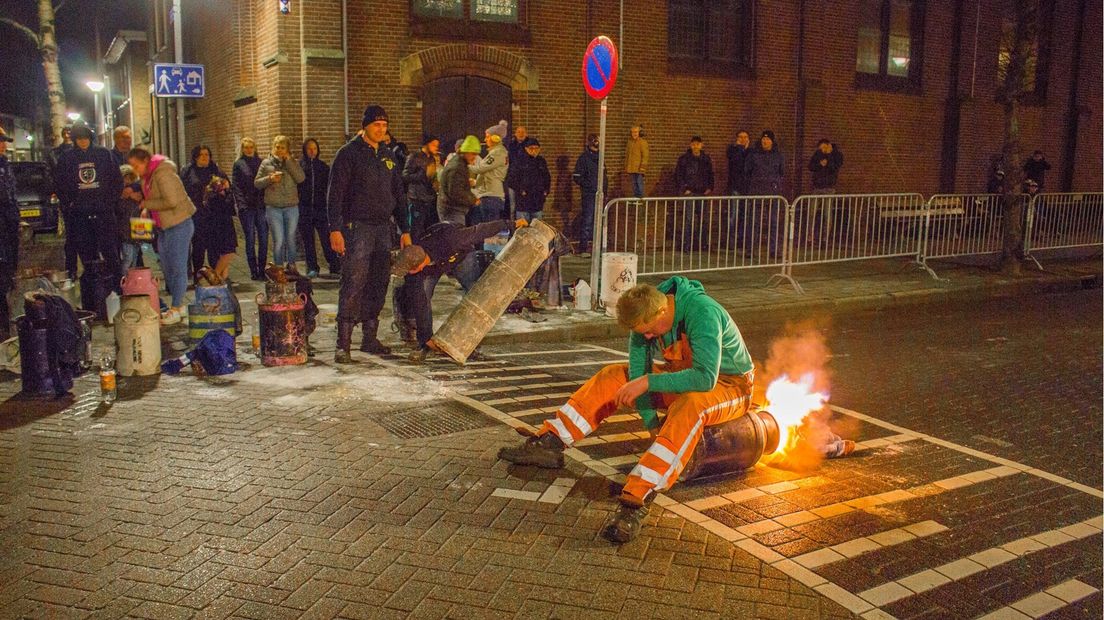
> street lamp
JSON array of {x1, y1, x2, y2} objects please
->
[
  {"x1": 86, "y1": 80, "x2": 105, "y2": 146},
  {"x1": 66, "y1": 112, "x2": 81, "y2": 122}
]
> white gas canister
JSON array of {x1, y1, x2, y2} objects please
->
[
  {"x1": 600, "y1": 252, "x2": 638, "y2": 317},
  {"x1": 574, "y1": 280, "x2": 592, "y2": 311}
]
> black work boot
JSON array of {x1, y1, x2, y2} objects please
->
[
  {"x1": 359, "y1": 320, "x2": 392, "y2": 355},
  {"x1": 334, "y1": 321, "x2": 355, "y2": 364},
  {"x1": 497, "y1": 433, "x2": 566, "y2": 469},
  {"x1": 601, "y1": 501, "x2": 650, "y2": 544},
  {"x1": 393, "y1": 318, "x2": 416, "y2": 345}
]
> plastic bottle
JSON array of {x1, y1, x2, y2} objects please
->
[
  {"x1": 251, "y1": 311, "x2": 261, "y2": 354},
  {"x1": 574, "y1": 280, "x2": 593, "y2": 311},
  {"x1": 105, "y1": 292, "x2": 121, "y2": 324},
  {"x1": 100, "y1": 352, "x2": 117, "y2": 404}
]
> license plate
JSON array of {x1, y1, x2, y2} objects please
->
[{"x1": 19, "y1": 209, "x2": 40, "y2": 218}]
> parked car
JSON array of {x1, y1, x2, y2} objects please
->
[{"x1": 12, "y1": 161, "x2": 59, "y2": 233}]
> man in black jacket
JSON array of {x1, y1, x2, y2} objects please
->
[
  {"x1": 0, "y1": 128, "x2": 18, "y2": 340},
  {"x1": 401, "y1": 135, "x2": 441, "y2": 242},
  {"x1": 299, "y1": 138, "x2": 338, "y2": 278},
  {"x1": 55, "y1": 122, "x2": 123, "y2": 288},
  {"x1": 806, "y1": 139, "x2": 844, "y2": 244},
  {"x1": 327, "y1": 105, "x2": 406, "y2": 363},
  {"x1": 674, "y1": 136, "x2": 715, "y2": 251},
  {"x1": 392, "y1": 218, "x2": 525, "y2": 363},
  {"x1": 1022, "y1": 150, "x2": 1051, "y2": 190},
  {"x1": 232, "y1": 138, "x2": 267, "y2": 281},
  {"x1": 572, "y1": 134, "x2": 607, "y2": 255},
  {"x1": 47, "y1": 126, "x2": 79, "y2": 279},
  {"x1": 725, "y1": 130, "x2": 751, "y2": 196}
]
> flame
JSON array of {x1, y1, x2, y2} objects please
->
[{"x1": 764, "y1": 373, "x2": 829, "y2": 455}]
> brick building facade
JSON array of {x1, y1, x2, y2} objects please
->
[{"x1": 149, "y1": 0, "x2": 1101, "y2": 230}]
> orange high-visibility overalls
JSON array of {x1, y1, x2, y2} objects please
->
[{"x1": 535, "y1": 334, "x2": 754, "y2": 505}]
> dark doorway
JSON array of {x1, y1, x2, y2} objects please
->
[{"x1": 422, "y1": 76, "x2": 512, "y2": 156}]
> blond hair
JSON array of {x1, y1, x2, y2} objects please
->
[
  {"x1": 271, "y1": 135, "x2": 291, "y2": 153},
  {"x1": 615, "y1": 284, "x2": 667, "y2": 329},
  {"x1": 239, "y1": 137, "x2": 255, "y2": 154}
]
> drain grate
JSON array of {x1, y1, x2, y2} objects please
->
[{"x1": 375, "y1": 400, "x2": 496, "y2": 440}]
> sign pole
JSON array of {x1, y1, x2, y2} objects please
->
[
  {"x1": 589, "y1": 98, "x2": 607, "y2": 309},
  {"x1": 173, "y1": 0, "x2": 186, "y2": 164}
]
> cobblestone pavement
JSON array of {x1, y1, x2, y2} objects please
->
[{"x1": 1, "y1": 249, "x2": 1100, "y2": 618}]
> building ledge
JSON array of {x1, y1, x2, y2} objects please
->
[
  {"x1": 233, "y1": 88, "x2": 257, "y2": 107},
  {"x1": 303, "y1": 48, "x2": 345, "y2": 64},
  {"x1": 261, "y1": 52, "x2": 289, "y2": 69}
]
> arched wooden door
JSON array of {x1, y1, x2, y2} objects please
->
[{"x1": 421, "y1": 76, "x2": 512, "y2": 155}]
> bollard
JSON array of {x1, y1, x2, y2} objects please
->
[
  {"x1": 680, "y1": 409, "x2": 780, "y2": 481},
  {"x1": 431, "y1": 220, "x2": 557, "y2": 364}
]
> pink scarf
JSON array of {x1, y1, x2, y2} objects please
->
[{"x1": 141, "y1": 155, "x2": 167, "y2": 228}]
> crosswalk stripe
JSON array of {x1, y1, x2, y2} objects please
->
[
  {"x1": 977, "y1": 579, "x2": 1099, "y2": 619},
  {"x1": 857, "y1": 515, "x2": 1104, "y2": 607},
  {"x1": 793, "y1": 521, "x2": 949, "y2": 569}
]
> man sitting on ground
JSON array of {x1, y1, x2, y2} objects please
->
[{"x1": 498, "y1": 279, "x2": 853, "y2": 543}]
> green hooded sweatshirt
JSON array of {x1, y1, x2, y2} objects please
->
[{"x1": 628, "y1": 276, "x2": 754, "y2": 428}]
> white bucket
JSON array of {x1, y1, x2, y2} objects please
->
[{"x1": 600, "y1": 252, "x2": 638, "y2": 317}]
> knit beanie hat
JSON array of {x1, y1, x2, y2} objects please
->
[
  {"x1": 458, "y1": 135, "x2": 482, "y2": 154},
  {"x1": 761, "y1": 129, "x2": 776, "y2": 142},
  {"x1": 362, "y1": 104, "x2": 388, "y2": 127},
  {"x1": 485, "y1": 120, "x2": 508, "y2": 139},
  {"x1": 421, "y1": 133, "x2": 438, "y2": 145}
]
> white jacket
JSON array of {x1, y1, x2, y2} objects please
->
[{"x1": 469, "y1": 144, "x2": 508, "y2": 199}]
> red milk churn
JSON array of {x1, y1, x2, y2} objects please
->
[
  {"x1": 120, "y1": 267, "x2": 160, "y2": 313},
  {"x1": 256, "y1": 293, "x2": 307, "y2": 366}
]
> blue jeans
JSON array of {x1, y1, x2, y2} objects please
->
[
  {"x1": 266, "y1": 206, "x2": 299, "y2": 265},
  {"x1": 629, "y1": 173, "x2": 645, "y2": 198},
  {"x1": 158, "y1": 218, "x2": 194, "y2": 308},
  {"x1": 471, "y1": 197, "x2": 504, "y2": 225},
  {"x1": 239, "y1": 208, "x2": 268, "y2": 275},
  {"x1": 120, "y1": 243, "x2": 147, "y2": 272},
  {"x1": 516, "y1": 210, "x2": 543, "y2": 223}
]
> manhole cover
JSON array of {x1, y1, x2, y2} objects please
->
[{"x1": 376, "y1": 400, "x2": 496, "y2": 440}]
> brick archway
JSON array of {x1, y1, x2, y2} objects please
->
[{"x1": 399, "y1": 44, "x2": 539, "y2": 92}]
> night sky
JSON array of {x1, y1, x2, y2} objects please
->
[{"x1": 0, "y1": 0, "x2": 148, "y2": 125}]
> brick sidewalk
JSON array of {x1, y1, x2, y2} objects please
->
[{"x1": 0, "y1": 356, "x2": 855, "y2": 619}]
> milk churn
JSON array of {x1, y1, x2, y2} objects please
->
[
  {"x1": 114, "y1": 294, "x2": 162, "y2": 376},
  {"x1": 431, "y1": 219, "x2": 556, "y2": 364},
  {"x1": 256, "y1": 292, "x2": 307, "y2": 366},
  {"x1": 679, "y1": 409, "x2": 781, "y2": 481},
  {"x1": 120, "y1": 267, "x2": 160, "y2": 313}
]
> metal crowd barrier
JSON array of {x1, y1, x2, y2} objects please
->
[
  {"x1": 919, "y1": 193, "x2": 1009, "y2": 267},
  {"x1": 1024, "y1": 192, "x2": 1104, "y2": 270},
  {"x1": 599, "y1": 195, "x2": 792, "y2": 281},
  {"x1": 592, "y1": 191, "x2": 1102, "y2": 300}
]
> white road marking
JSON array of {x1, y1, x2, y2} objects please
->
[
  {"x1": 831, "y1": 405, "x2": 1104, "y2": 499},
  {"x1": 857, "y1": 516, "x2": 1103, "y2": 606}
]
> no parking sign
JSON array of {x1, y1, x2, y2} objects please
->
[{"x1": 582, "y1": 36, "x2": 619, "y2": 100}]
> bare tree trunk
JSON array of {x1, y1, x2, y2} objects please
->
[
  {"x1": 998, "y1": 0, "x2": 1038, "y2": 274},
  {"x1": 38, "y1": 0, "x2": 67, "y2": 147}
]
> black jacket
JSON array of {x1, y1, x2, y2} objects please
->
[
  {"x1": 232, "y1": 155, "x2": 263, "y2": 211},
  {"x1": 402, "y1": 149, "x2": 440, "y2": 204},
  {"x1": 420, "y1": 220, "x2": 514, "y2": 278},
  {"x1": 745, "y1": 147, "x2": 785, "y2": 195},
  {"x1": 46, "y1": 143, "x2": 72, "y2": 179},
  {"x1": 675, "y1": 150, "x2": 715, "y2": 195},
  {"x1": 572, "y1": 149, "x2": 607, "y2": 194},
  {"x1": 55, "y1": 145, "x2": 124, "y2": 214},
  {"x1": 504, "y1": 136, "x2": 527, "y2": 190},
  {"x1": 725, "y1": 144, "x2": 750, "y2": 194},
  {"x1": 510, "y1": 153, "x2": 551, "y2": 213},
  {"x1": 807, "y1": 146, "x2": 844, "y2": 189},
  {"x1": 298, "y1": 156, "x2": 330, "y2": 219},
  {"x1": 0, "y1": 156, "x2": 19, "y2": 264},
  {"x1": 326, "y1": 137, "x2": 405, "y2": 232},
  {"x1": 1023, "y1": 158, "x2": 1051, "y2": 188},
  {"x1": 439, "y1": 155, "x2": 478, "y2": 214}
]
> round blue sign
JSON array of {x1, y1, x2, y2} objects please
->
[{"x1": 582, "y1": 36, "x2": 619, "y2": 100}]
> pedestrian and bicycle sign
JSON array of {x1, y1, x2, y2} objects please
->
[
  {"x1": 581, "y1": 36, "x2": 618, "y2": 100},
  {"x1": 153, "y1": 63, "x2": 205, "y2": 98}
]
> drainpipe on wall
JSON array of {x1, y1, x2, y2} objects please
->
[
  {"x1": 342, "y1": 0, "x2": 349, "y2": 139},
  {"x1": 938, "y1": 0, "x2": 965, "y2": 192},
  {"x1": 793, "y1": 0, "x2": 807, "y2": 197},
  {"x1": 1061, "y1": 0, "x2": 1086, "y2": 191}
]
